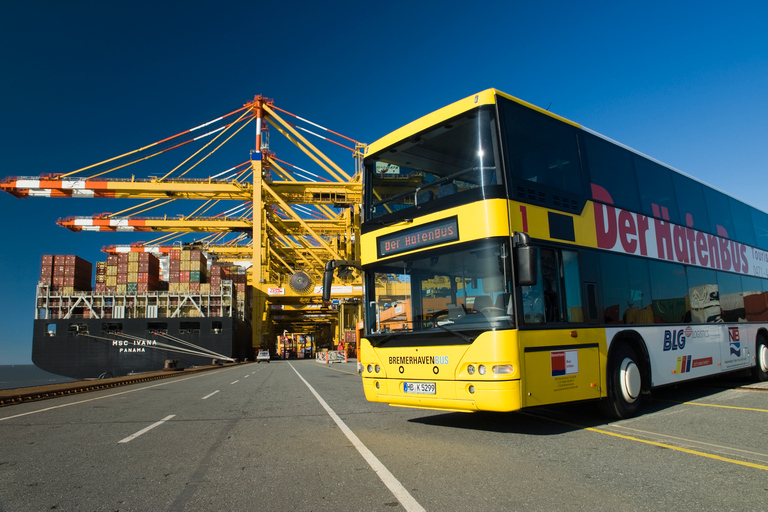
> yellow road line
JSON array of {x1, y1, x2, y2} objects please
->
[
  {"x1": 524, "y1": 412, "x2": 768, "y2": 472},
  {"x1": 658, "y1": 400, "x2": 768, "y2": 413}
]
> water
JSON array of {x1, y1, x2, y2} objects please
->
[{"x1": 0, "y1": 365, "x2": 77, "y2": 391}]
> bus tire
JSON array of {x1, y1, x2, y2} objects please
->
[
  {"x1": 601, "y1": 343, "x2": 643, "y2": 419},
  {"x1": 752, "y1": 336, "x2": 768, "y2": 382}
]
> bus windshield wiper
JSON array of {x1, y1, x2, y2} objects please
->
[{"x1": 434, "y1": 322, "x2": 475, "y2": 343}]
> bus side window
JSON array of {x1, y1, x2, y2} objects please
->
[{"x1": 522, "y1": 248, "x2": 583, "y2": 324}]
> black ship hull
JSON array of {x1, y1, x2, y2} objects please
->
[{"x1": 32, "y1": 317, "x2": 252, "y2": 379}]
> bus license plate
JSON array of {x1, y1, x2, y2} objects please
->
[{"x1": 403, "y1": 382, "x2": 436, "y2": 394}]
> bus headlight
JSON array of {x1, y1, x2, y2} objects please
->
[
  {"x1": 478, "y1": 365, "x2": 487, "y2": 375},
  {"x1": 375, "y1": 365, "x2": 381, "y2": 373},
  {"x1": 367, "y1": 364, "x2": 373, "y2": 373},
  {"x1": 467, "y1": 365, "x2": 475, "y2": 375},
  {"x1": 493, "y1": 365, "x2": 514, "y2": 375}
]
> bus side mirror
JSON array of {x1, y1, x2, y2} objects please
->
[
  {"x1": 515, "y1": 245, "x2": 538, "y2": 286},
  {"x1": 322, "y1": 260, "x2": 362, "y2": 302}
]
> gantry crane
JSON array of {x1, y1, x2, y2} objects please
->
[{"x1": 1, "y1": 95, "x2": 364, "y2": 352}]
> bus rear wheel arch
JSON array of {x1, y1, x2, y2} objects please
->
[{"x1": 601, "y1": 341, "x2": 646, "y2": 419}]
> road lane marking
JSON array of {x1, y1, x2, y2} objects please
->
[
  {"x1": 608, "y1": 424, "x2": 768, "y2": 463},
  {"x1": 231, "y1": 380, "x2": 239, "y2": 384},
  {"x1": 658, "y1": 399, "x2": 768, "y2": 413},
  {"x1": 289, "y1": 363, "x2": 425, "y2": 512},
  {"x1": 0, "y1": 367, "x2": 239, "y2": 422},
  {"x1": 118, "y1": 415, "x2": 175, "y2": 443},
  {"x1": 202, "y1": 390, "x2": 220, "y2": 400},
  {"x1": 244, "y1": 374, "x2": 250, "y2": 378},
  {"x1": 525, "y1": 412, "x2": 768, "y2": 471}
]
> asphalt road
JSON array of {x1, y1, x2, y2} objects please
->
[{"x1": 1, "y1": 360, "x2": 767, "y2": 511}]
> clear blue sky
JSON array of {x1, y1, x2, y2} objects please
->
[{"x1": 1, "y1": 1, "x2": 767, "y2": 364}]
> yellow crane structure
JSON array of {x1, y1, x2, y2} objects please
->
[{"x1": 1, "y1": 95, "x2": 364, "y2": 353}]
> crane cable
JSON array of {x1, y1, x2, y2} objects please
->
[
  {"x1": 159, "y1": 109, "x2": 254, "y2": 181},
  {"x1": 58, "y1": 105, "x2": 250, "y2": 179}
]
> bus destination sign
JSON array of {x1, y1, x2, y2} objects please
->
[{"x1": 377, "y1": 217, "x2": 459, "y2": 258}]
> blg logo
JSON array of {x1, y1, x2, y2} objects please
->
[{"x1": 663, "y1": 329, "x2": 686, "y2": 351}]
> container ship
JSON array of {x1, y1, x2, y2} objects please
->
[{"x1": 34, "y1": 249, "x2": 252, "y2": 379}]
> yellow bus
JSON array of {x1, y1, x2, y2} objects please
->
[{"x1": 324, "y1": 89, "x2": 768, "y2": 418}]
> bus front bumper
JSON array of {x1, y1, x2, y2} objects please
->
[{"x1": 362, "y1": 377, "x2": 521, "y2": 413}]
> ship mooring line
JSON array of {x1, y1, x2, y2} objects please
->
[{"x1": 289, "y1": 363, "x2": 426, "y2": 512}]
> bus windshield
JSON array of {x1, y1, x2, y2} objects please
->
[
  {"x1": 366, "y1": 239, "x2": 514, "y2": 339},
  {"x1": 366, "y1": 106, "x2": 502, "y2": 221}
]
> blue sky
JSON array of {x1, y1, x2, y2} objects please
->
[{"x1": 1, "y1": 1, "x2": 767, "y2": 364}]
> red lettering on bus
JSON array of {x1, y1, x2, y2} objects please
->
[
  {"x1": 707, "y1": 234, "x2": 720, "y2": 269},
  {"x1": 686, "y1": 227, "x2": 698, "y2": 265},
  {"x1": 673, "y1": 225, "x2": 689, "y2": 263},
  {"x1": 696, "y1": 232, "x2": 709, "y2": 266},
  {"x1": 654, "y1": 218, "x2": 674, "y2": 261},
  {"x1": 719, "y1": 237, "x2": 732, "y2": 271},
  {"x1": 741, "y1": 244, "x2": 748, "y2": 273},
  {"x1": 636, "y1": 214, "x2": 650, "y2": 256},
  {"x1": 618, "y1": 209, "x2": 637, "y2": 253},
  {"x1": 595, "y1": 203, "x2": 617, "y2": 250}
]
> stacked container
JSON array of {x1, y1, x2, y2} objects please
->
[
  {"x1": 168, "y1": 249, "x2": 208, "y2": 293},
  {"x1": 42, "y1": 255, "x2": 92, "y2": 294},
  {"x1": 93, "y1": 252, "x2": 161, "y2": 294}
]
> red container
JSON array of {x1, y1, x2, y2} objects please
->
[
  {"x1": 107, "y1": 255, "x2": 119, "y2": 265},
  {"x1": 189, "y1": 282, "x2": 200, "y2": 292},
  {"x1": 40, "y1": 266, "x2": 53, "y2": 282},
  {"x1": 42, "y1": 255, "x2": 54, "y2": 266},
  {"x1": 117, "y1": 263, "x2": 129, "y2": 274},
  {"x1": 170, "y1": 250, "x2": 181, "y2": 260},
  {"x1": 54, "y1": 255, "x2": 67, "y2": 265},
  {"x1": 180, "y1": 271, "x2": 190, "y2": 283},
  {"x1": 95, "y1": 282, "x2": 107, "y2": 293},
  {"x1": 118, "y1": 254, "x2": 129, "y2": 265},
  {"x1": 168, "y1": 271, "x2": 180, "y2": 283},
  {"x1": 117, "y1": 274, "x2": 128, "y2": 285}
]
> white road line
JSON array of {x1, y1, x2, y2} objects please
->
[
  {"x1": 118, "y1": 415, "x2": 175, "y2": 444},
  {"x1": 0, "y1": 367, "x2": 239, "y2": 422},
  {"x1": 230, "y1": 380, "x2": 239, "y2": 385},
  {"x1": 244, "y1": 374, "x2": 250, "y2": 378},
  {"x1": 289, "y1": 363, "x2": 425, "y2": 512},
  {"x1": 202, "y1": 390, "x2": 220, "y2": 400}
]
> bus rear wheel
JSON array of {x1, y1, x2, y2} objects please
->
[
  {"x1": 752, "y1": 336, "x2": 768, "y2": 382},
  {"x1": 601, "y1": 343, "x2": 643, "y2": 419}
]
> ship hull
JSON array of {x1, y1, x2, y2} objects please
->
[{"x1": 32, "y1": 317, "x2": 252, "y2": 379}]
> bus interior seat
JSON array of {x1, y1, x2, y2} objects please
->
[{"x1": 472, "y1": 295, "x2": 492, "y2": 312}]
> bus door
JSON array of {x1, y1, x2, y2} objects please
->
[{"x1": 518, "y1": 247, "x2": 604, "y2": 407}]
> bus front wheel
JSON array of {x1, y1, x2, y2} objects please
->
[
  {"x1": 601, "y1": 343, "x2": 643, "y2": 419},
  {"x1": 752, "y1": 336, "x2": 768, "y2": 382}
]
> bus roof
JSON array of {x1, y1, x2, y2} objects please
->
[
  {"x1": 365, "y1": 88, "x2": 767, "y2": 216},
  {"x1": 364, "y1": 88, "x2": 581, "y2": 156}
]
